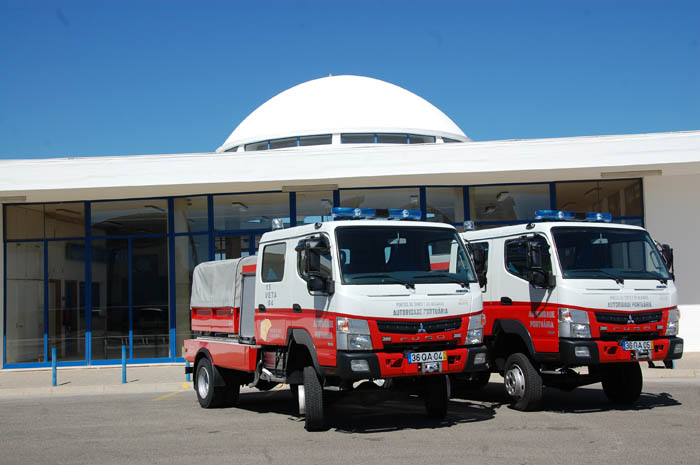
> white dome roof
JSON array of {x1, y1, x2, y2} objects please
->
[{"x1": 216, "y1": 75, "x2": 468, "y2": 152}]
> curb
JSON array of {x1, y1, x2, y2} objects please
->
[{"x1": 0, "y1": 382, "x2": 192, "y2": 399}]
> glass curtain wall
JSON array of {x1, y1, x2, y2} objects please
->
[{"x1": 3, "y1": 179, "x2": 645, "y2": 367}]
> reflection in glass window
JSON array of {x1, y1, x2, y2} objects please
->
[
  {"x1": 409, "y1": 135, "x2": 435, "y2": 144},
  {"x1": 300, "y1": 135, "x2": 332, "y2": 146},
  {"x1": 340, "y1": 188, "x2": 420, "y2": 211},
  {"x1": 377, "y1": 134, "x2": 407, "y2": 144},
  {"x1": 216, "y1": 235, "x2": 252, "y2": 260},
  {"x1": 245, "y1": 141, "x2": 268, "y2": 151},
  {"x1": 426, "y1": 187, "x2": 464, "y2": 223},
  {"x1": 173, "y1": 196, "x2": 208, "y2": 233},
  {"x1": 213, "y1": 192, "x2": 290, "y2": 231},
  {"x1": 269, "y1": 137, "x2": 298, "y2": 149},
  {"x1": 470, "y1": 184, "x2": 550, "y2": 222},
  {"x1": 91, "y1": 199, "x2": 168, "y2": 236},
  {"x1": 4, "y1": 205, "x2": 44, "y2": 239},
  {"x1": 295, "y1": 190, "x2": 334, "y2": 224},
  {"x1": 555, "y1": 179, "x2": 642, "y2": 217},
  {"x1": 341, "y1": 133, "x2": 375, "y2": 144},
  {"x1": 175, "y1": 234, "x2": 209, "y2": 356},
  {"x1": 5, "y1": 242, "x2": 45, "y2": 363},
  {"x1": 48, "y1": 240, "x2": 86, "y2": 362}
]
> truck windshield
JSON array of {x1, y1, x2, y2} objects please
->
[
  {"x1": 551, "y1": 226, "x2": 671, "y2": 281},
  {"x1": 336, "y1": 226, "x2": 478, "y2": 285}
]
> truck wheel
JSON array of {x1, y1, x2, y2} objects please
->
[
  {"x1": 302, "y1": 366, "x2": 325, "y2": 431},
  {"x1": 195, "y1": 358, "x2": 224, "y2": 408},
  {"x1": 424, "y1": 375, "x2": 450, "y2": 419},
  {"x1": 601, "y1": 363, "x2": 643, "y2": 404},
  {"x1": 504, "y1": 353, "x2": 542, "y2": 411},
  {"x1": 290, "y1": 383, "x2": 301, "y2": 413}
]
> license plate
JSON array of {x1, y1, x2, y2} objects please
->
[
  {"x1": 622, "y1": 341, "x2": 653, "y2": 352},
  {"x1": 407, "y1": 351, "x2": 446, "y2": 364}
]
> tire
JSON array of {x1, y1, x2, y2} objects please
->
[
  {"x1": 290, "y1": 383, "x2": 300, "y2": 412},
  {"x1": 601, "y1": 363, "x2": 643, "y2": 404},
  {"x1": 424, "y1": 375, "x2": 450, "y2": 419},
  {"x1": 302, "y1": 366, "x2": 325, "y2": 431},
  {"x1": 504, "y1": 353, "x2": 542, "y2": 411},
  {"x1": 195, "y1": 358, "x2": 225, "y2": 408}
]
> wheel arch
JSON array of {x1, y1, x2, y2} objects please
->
[
  {"x1": 193, "y1": 348, "x2": 228, "y2": 388},
  {"x1": 286, "y1": 328, "x2": 321, "y2": 382}
]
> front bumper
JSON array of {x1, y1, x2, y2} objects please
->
[
  {"x1": 323, "y1": 345, "x2": 488, "y2": 380},
  {"x1": 559, "y1": 337, "x2": 683, "y2": 365}
]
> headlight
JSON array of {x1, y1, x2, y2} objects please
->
[
  {"x1": 466, "y1": 313, "x2": 485, "y2": 344},
  {"x1": 666, "y1": 308, "x2": 680, "y2": 336},
  {"x1": 336, "y1": 317, "x2": 372, "y2": 351},
  {"x1": 559, "y1": 308, "x2": 591, "y2": 338}
]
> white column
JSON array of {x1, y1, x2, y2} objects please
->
[
  {"x1": 0, "y1": 204, "x2": 4, "y2": 368},
  {"x1": 644, "y1": 174, "x2": 700, "y2": 352}
]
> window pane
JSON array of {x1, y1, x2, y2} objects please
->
[
  {"x1": 91, "y1": 199, "x2": 168, "y2": 236},
  {"x1": 48, "y1": 240, "x2": 86, "y2": 362},
  {"x1": 269, "y1": 137, "x2": 297, "y2": 149},
  {"x1": 426, "y1": 187, "x2": 464, "y2": 223},
  {"x1": 341, "y1": 133, "x2": 374, "y2": 144},
  {"x1": 555, "y1": 179, "x2": 642, "y2": 217},
  {"x1": 4, "y1": 205, "x2": 44, "y2": 239},
  {"x1": 300, "y1": 135, "x2": 332, "y2": 146},
  {"x1": 215, "y1": 235, "x2": 252, "y2": 260},
  {"x1": 340, "y1": 188, "x2": 420, "y2": 211},
  {"x1": 45, "y1": 203, "x2": 85, "y2": 239},
  {"x1": 132, "y1": 237, "x2": 169, "y2": 359},
  {"x1": 470, "y1": 184, "x2": 550, "y2": 222},
  {"x1": 245, "y1": 141, "x2": 268, "y2": 151},
  {"x1": 175, "y1": 234, "x2": 209, "y2": 356},
  {"x1": 173, "y1": 196, "x2": 208, "y2": 233},
  {"x1": 91, "y1": 239, "x2": 129, "y2": 360},
  {"x1": 377, "y1": 134, "x2": 407, "y2": 144},
  {"x1": 213, "y1": 192, "x2": 290, "y2": 231},
  {"x1": 442, "y1": 137, "x2": 460, "y2": 143},
  {"x1": 409, "y1": 135, "x2": 435, "y2": 144},
  {"x1": 5, "y1": 242, "x2": 45, "y2": 363},
  {"x1": 262, "y1": 243, "x2": 285, "y2": 282},
  {"x1": 295, "y1": 191, "x2": 334, "y2": 224}
]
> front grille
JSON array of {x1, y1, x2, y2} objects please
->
[
  {"x1": 377, "y1": 318, "x2": 462, "y2": 334},
  {"x1": 595, "y1": 311, "x2": 662, "y2": 325},
  {"x1": 599, "y1": 332, "x2": 660, "y2": 342},
  {"x1": 383, "y1": 341, "x2": 458, "y2": 353}
]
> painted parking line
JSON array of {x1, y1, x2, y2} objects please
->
[{"x1": 154, "y1": 383, "x2": 191, "y2": 401}]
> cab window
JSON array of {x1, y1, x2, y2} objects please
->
[
  {"x1": 505, "y1": 236, "x2": 551, "y2": 281},
  {"x1": 262, "y1": 243, "x2": 286, "y2": 282}
]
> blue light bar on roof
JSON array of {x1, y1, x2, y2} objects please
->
[
  {"x1": 535, "y1": 210, "x2": 576, "y2": 221},
  {"x1": 535, "y1": 210, "x2": 613, "y2": 223},
  {"x1": 585, "y1": 212, "x2": 613, "y2": 222},
  {"x1": 331, "y1": 207, "x2": 422, "y2": 221}
]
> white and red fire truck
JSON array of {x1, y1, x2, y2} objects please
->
[
  {"x1": 460, "y1": 210, "x2": 683, "y2": 411},
  {"x1": 184, "y1": 208, "x2": 487, "y2": 431}
]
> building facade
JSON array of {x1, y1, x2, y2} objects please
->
[{"x1": 2, "y1": 76, "x2": 699, "y2": 368}]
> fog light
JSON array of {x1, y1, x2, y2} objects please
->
[
  {"x1": 574, "y1": 346, "x2": 590, "y2": 358},
  {"x1": 474, "y1": 353, "x2": 486, "y2": 365},
  {"x1": 350, "y1": 360, "x2": 370, "y2": 372},
  {"x1": 674, "y1": 343, "x2": 683, "y2": 354}
]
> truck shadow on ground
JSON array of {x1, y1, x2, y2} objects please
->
[
  {"x1": 452, "y1": 382, "x2": 682, "y2": 414},
  {"x1": 233, "y1": 388, "x2": 497, "y2": 433}
]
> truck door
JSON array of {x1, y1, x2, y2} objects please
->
[
  {"x1": 255, "y1": 242, "x2": 291, "y2": 346},
  {"x1": 501, "y1": 234, "x2": 557, "y2": 352}
]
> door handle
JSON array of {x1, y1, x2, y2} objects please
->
[
  {"x1": 257, "y1": 304, "x2": 266, "y2": 313},
  {"x1": 500, "y1": 297, "x2": 512, "y2": 305},
  {"x1": 293, "y1": 304, "x2": 302, "y2": 313}
]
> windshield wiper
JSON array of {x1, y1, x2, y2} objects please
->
[
  {"x1": 575, "y1": 269, "x2": 624, "y2": 285},
  {"x1": 352, "y1": 274, "x2": 415, "y2": 289},
  {"x1": 412, "y1": 273, "x2": 468, "y2": 288},
  {"x1": 629, "y1": 270, "x2": 669, "y2": 285}
]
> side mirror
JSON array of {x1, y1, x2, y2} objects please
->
[
  {"x1": 527, "y1": 269, "x2": 555, "y2": 288},
  {"x1": 477, "y1": 271, "x2": 487, "y2": 288},
  {"x1": 526, "y1": 240, "x2": 554, "y2": 289},
  {"x1": 471, "y1": 247, "x2": 486, "y2": 271},
  {"x1": 526, "y1": 241, "x2": 543, "y2": 269},
  {"x1": 660, "y1": 243, "x2": 674, "y2": 275},
  {"x1": 307, "y1": 273, "x2": 335, "y2": 294}
]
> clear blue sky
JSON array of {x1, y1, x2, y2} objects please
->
[{"x1": 1, "y1": 0, "x2": 698, "y2": 159}]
